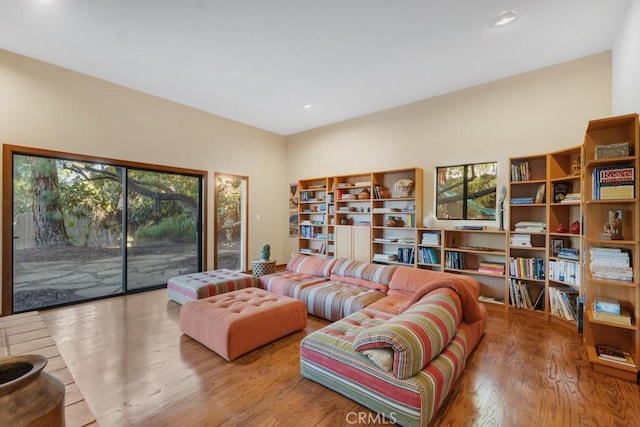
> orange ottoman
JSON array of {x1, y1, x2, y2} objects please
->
[{"x1": 179, "y1": 288, "x2": 307, "y2": 361}]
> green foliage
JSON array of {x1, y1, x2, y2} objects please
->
[{"x1": 134, "y1": 214, "x2": 196, "y2": 243}]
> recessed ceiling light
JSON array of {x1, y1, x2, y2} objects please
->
[
  {"x1": 302, "y1": 104, "x2": 314, "y2": 110},
  {"x1": 493, "y1": 10, "x2": 518, "y2": 27}
]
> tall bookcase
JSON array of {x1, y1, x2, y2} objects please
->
[
  {"x1": 298, "y1": 177, "x2": 334, "y2": 257},
  {"x1": 370, "y1": 168, "x2": 423, "y2": 266},
  {"x1": 582, "y1": 113, "x2": 639, "y2": 382},
  {"x1": 547, "y1": 146, "x2": 583, "y2": 328},
  {"x1": 508, "y1": 154, "x2": 548, "y2": 318}
]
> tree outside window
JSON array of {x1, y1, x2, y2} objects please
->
[{"x1": 436, "y1": 162, "x2": 497, "y2": 220}]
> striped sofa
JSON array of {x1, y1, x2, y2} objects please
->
[{"x1": 259, "y1": 255, "x2": 487, "y2": 426}]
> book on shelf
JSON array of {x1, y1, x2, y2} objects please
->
[
  {"x1": 595, "y1": 344, "x2": 636, "y2": 367},
  {"x1": 548, "y1": 260, "x2": 580, "y2": 285},
  {"x1": 549, "y1": 286, "x2": 579, "y2": 321},
  {"x1": 534, "y1": 183, "x2": 546, "y2": 204},
  {"x1": 509, "y1": 257, "x2": 545, "y2": 280},
  {"x1": 589, "y1": 247, "x2": 633, "y2": 282},
  {"x1": 553, "y1": 182, "x2": 569, "y2": 202},
  {"x1": 561, "y1": 193, "x2": 581, "y2": 203},
  {"x1": 374, "y1": 237, "x2": 398, "y2": 243},
  {"x1": 592, "y1": 166, "x2": 635, "y2": 200},
  {"x1": 509, "y1": 279, "x2": 544, "y2": 310},
  {"x1": 445, "y1": 251, "x2": 466, "y2": 270},
  {"x1": 453, "y1": 225, "x2": 485, "y2": 230},
  {"x1": 590, "y1": 305, "x2": 632, "y2": 325},
  {"x1": 513, "y1": 221, "x2": 546, "y2": 233},
  {"x1": 594, "y1": 297, "x2": 621, "y2": 315}
]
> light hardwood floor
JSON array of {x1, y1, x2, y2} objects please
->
[{"x1": 40, "y1": 289, "x2": 640, "y2": 427}]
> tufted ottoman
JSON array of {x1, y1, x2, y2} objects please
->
[
  {"x1": 179, "y1": 288, "x2": 307, "y2": 361},
  {"x1": 167, "y1": 269, "x2": 259, "y2": 304}
]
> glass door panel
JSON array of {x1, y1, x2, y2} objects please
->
[
  {"x1": 126, "y1": 170, "x2": 202, "y2": 290},
  {"x1": 215, "y1": 174, "x2": 247, "y2": 271},
  {"x1": 12, "y1": 155, "x2": 124, "y2": 312}
]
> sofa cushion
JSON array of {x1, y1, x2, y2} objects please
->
[
  {"x1": 286, "y1": 254, "x2": 336, "y2": 277},
  {"x1": 329, "y1": 258, "x2": 397, "y2": 293},
  {"x1": 259, "y1": 271, "x2": 328, "y2": 298},
  {"x1": 299, "y1": 280, "x2": 386, "y2": 321},
  {"x1": 353, "y1": 289, "x2": 461, "y2": 380}
]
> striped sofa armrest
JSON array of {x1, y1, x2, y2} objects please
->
[{"x1": 353, "y1": 289, "x2": 461, "y2": 380}]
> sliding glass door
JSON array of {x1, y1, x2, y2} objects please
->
[{"x1": 9, "y1": 151, "x2": 203, "y2": 313}]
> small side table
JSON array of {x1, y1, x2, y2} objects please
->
[{"x1": 251, "y1": 259, "x2": 277, "y2": 277}]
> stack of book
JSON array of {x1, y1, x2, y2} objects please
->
[
  {"x1": 589, "y1": 247, "x2": 633, "y2": 282},
  {"x1": 557, "y1": 247, "x2": 580, "y2": 261},
  {"x1": 421, "y1": 232, "x2": 440, "y2": 245},
  {"x1": 514, "y1": 221, "x2": 546, "y2": 233},
  {"x1": 510, "y1": 234, "x2": 532, "y2": 247},
  {"x1": 478, "y1": 261, "x2": 505, "y2": 275},
  {"x1": 595, "y1": 344, "x2": 636, "y2": 368},
  {"x1": 373, "y1": 252, "x2": 398, "y2": 262},
  {"x1": 591, "y1": 297, "x2": 633, "y2": 326},
  {"x1": 561, "y1": 193, "x2": 581, "y2": 203},
  {"x1": 510, "y1": 197, "x2": 534, "y2": 205}
]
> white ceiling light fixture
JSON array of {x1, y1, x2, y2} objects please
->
[
  {"x1": 302, "y1": 104, "x2": 314, "y2": 110},
  {"x1": 493, "y1": 10, "x2": 518, "y2": 27}
]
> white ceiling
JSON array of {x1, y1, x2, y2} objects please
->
[{"x1": 0, "y1": 0, "x2": 631, "y2": 135}]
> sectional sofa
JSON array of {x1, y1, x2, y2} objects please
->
[{"x1": 258, "y1": 254, "x2": 487, "y2": 427}]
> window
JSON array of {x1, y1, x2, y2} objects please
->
[
  {"x1": 436, "y1": 162, "x2": 497, "y2": 220},
  {"x1": 3, "y1": 145, "x2": 206, "y2": 314}
]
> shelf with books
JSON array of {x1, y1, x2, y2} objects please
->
[
  {"x1": 443, "y1": 229, "x2": 507, "y2": 310},
  {"x1": 582, "y1": 113, "x2": 639, "y2": 382},
  {"x1": 370, "y1": 168, "x2": 423, "y2": 266},
  {"x1": 416, "y1": 228, "x2": 443, "y2": 271},
  {"x1": 298, "y1": 177, "x2": 334, "y2": 258}
]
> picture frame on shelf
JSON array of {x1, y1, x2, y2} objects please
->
[
  {"x1": 552, "y1": 239, "x2": 564, "y2": 255},
  {"x1": 601, "y1": 209, "x2": 623, "y2": 240}
]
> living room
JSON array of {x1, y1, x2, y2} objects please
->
[{"x1": 1, "y1": 1, "x2": 640, "y2": 426}]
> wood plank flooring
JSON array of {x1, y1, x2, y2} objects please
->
[{"x1": 39, "y1": 289, "x2": 640, "y2": 427}]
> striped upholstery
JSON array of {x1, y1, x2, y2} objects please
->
[
  {"x1": 299, "y1": 281, "x2": 386, "y2": 321},
  {"x1": 167, "y1": 269, "x2": 258, "y2": 304},
  {"x1": 259, "y1": 271, "x2": 329, "y2": 298},
  {"x1": 353, "y1": 290, "x2": 461, "y2": 380},
  {"x1": 300, "y1": 305, "x2": 469, "y2": 427},
  {"x1": 286, "y1": 254, "x2": 336, "y2": 277},
  {"x1": 329, "y1": 258, "x2": 397, "y2": 292}
]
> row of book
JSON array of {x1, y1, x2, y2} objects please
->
[
  {"x1": 548, "y1": 286, "x2": 579, "y2": 321},
  {"x1": 418, "y1": 247, "x2": 439, "y2": 265},
  {"x1": 509, "y1": 279, "x2": 544, "y2": 310},
  {"x1": 396, "y1": 247, "x2": 415, "y2": 264},
  {"x1": 591, "y1": 166, "x2": 635, "y2": 200},
  {"x1": 509, "y1": 257, "x2": 545, "y2": 280},
  {"x1": 589, "y1": 247, "x2": 633, "y2": 282},
  {"x1": 511, "y1": 161, "x2": 531, "y2": 182},
  {"x1": 548, "y1": 260, "x2": 580, "y2": 286},
  {"x1": 445, "y1": 251, "x2": 465, "y2": 270}
]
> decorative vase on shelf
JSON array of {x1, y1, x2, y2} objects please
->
[
  {"x1": 556, "y1": 223, "x2": 568, "y2": 233},
  {"x1": 395, "y1": 217, "x2": 405, "y2": 227},
  {"x1": 570, "y1": 221, "x2": 580, "y2": 234},
  {"x1": 340, "y1": 217, "x2": 348, "y2": 225},
  {"x1": 385, "y1": 217, "x2": 398, "y2": 227},
  {"x1": 423, "y1": 212, "x2": 437, "y2": 228},
  {"x1": 357, "y1": 188, "x2": 370, "y2": 200},
  {"x1": 0, "y1": 354, "x2": 65, "y2": 426}
]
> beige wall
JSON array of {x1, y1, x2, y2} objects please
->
[
  {"x1": 0, "y1": 49, "x2": 288, "y2": 290},
  {"x1": 612, "y1": 0, "x2": 640, "y2": 116},
  {"x1": 285, "y1": 52, "x2": 612, "y2": 255}
]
